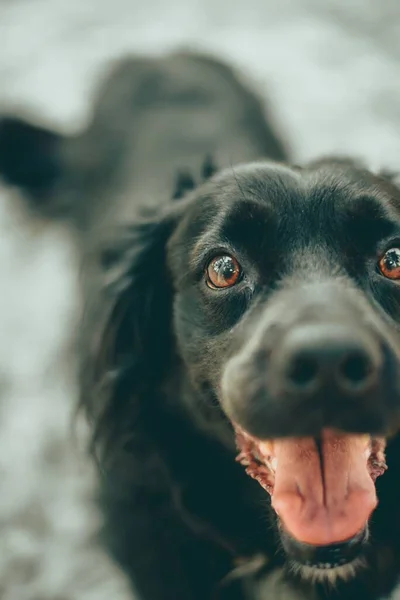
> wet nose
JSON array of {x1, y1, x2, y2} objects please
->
[{"x1": 274, "y1": 324, "x2": 381, "y2": 396}]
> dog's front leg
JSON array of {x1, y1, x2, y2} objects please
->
[{"x1": 98, "y1": 473, "x2": 247, "y2": 600}]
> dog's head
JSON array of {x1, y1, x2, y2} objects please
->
[{"x1": 84, "y1": 158, "x2": 400, "y2": 582}]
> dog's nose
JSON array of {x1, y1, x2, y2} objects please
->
[{"x1": 274, "y1": 324, "x2": 381, "y2": 396}]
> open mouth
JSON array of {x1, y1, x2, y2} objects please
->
[{"x1": 234, "y1": 424, "x2": 387, "y2": 577}]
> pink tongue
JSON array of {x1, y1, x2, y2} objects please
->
[{"x1": 269, "y1": 431, "x2": 377, "y2": 546}]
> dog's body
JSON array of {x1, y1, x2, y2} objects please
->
[{"x1": 3, "y1": 52, "x2": 400, "y2": 600}]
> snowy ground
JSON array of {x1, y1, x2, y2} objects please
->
[{"x1": 1, "y1": 1, "x2": 400, "y2": 598}]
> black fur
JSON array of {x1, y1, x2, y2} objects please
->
[
  {"x1": 0, "y1": 115, "x2": 68, "y2": 215},
  {"x1": 0, "y1": 117, "x2": 61, "y2": 192}
]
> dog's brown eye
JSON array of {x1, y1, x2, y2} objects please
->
[
  {"x1": 206, "y1": 255, "x2": 241, "y2": 289},
  {"x1": 379, "y1": 248, "x2": 400, "y2": 280}
]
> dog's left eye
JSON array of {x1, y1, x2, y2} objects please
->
[
  {"x1": 378, "y1": 247, "x2": 400, "y2": 280},
  {"x1": 206, "y1": 255, "x2": 242, "y2": 289}
]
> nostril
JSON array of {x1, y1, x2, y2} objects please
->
[
  {"x1": 338, "y1": 352, "x2": 373, "y2": 389},
  {"x1": 287, "y1": 356, "x2": 319, "y2": 389}
]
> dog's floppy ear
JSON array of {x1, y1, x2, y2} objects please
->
[
  {"x1": 0, "y1": 115, "x2": 64, "y2": 200},
  {"x1": 80, "y1": 207, "x2": 180, "y2": 463}
]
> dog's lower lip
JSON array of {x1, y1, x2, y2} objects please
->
[{"x1": 279, "y1": 524, "x2": 369, "y2": 568}]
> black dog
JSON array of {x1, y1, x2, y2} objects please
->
[
  {"x1": 5, "y1": 53, "x2": 400, "y2": 599},
  {"x1": 79, "y1": 56, "x2": 400, "y2": 600},
  {"x1": 77, "y1": 56, "x2": 400, "y2": 600},
  {"x1": 84, "y1": 150, "x2": 400, "y2": 598}
]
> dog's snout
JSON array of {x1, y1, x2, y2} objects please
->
[
  {"x1": 274, "y1": 324, "x2": 381, "y2": 397},
  {"x1": 222, "y1": 309, "x2": 392, "y2": 440}
]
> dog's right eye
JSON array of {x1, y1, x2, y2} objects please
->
[
  {"x1": 206, "y1": 255, "x2": 242, "y2": 289},
  {"x1": 378, "y1": 247, "x2": 400, "y2": 280}
]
